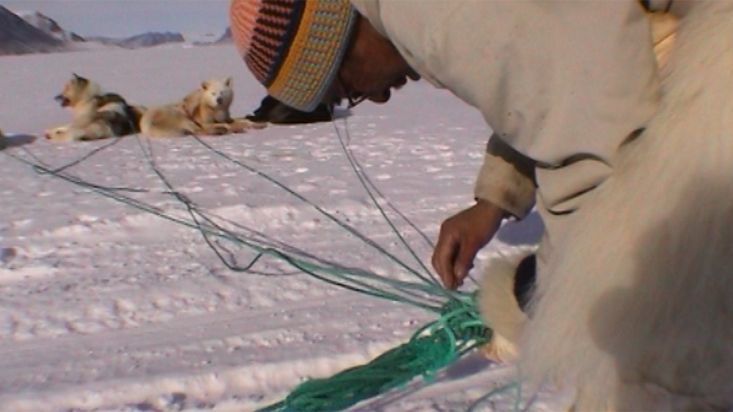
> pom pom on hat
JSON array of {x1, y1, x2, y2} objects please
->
[{"x1": 230, "y1": 0, "x2": 357, "y2": 112}]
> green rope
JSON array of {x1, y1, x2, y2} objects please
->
[
  {"x1": 191, "y1": 135, "x2": 448, "y2": 292},
  {"x1": 11, "y1": 135, "x2": 461, "y2": 312},
  {"x1": 258, "y1": 294, "x2": 491, "y2": 412},
  {"x1": 6, "y1": 148, "x2": 448, "y2": 311},
  {"x1": 6, "y1": 139, "x2": 522, "y2": 410},
  {"x1": 330, "y1": 119, "x2": 439, "y2": 286},
  {"x1": 132, "y1": 137, "x2": 450, "y2": 311}
]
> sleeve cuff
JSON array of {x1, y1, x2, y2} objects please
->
[{"x1": 474, "y1": 135, "x2": 536, "y2": 219}]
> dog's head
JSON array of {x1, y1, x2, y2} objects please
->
[
  {"x1": 54, "y1": 73, "x2": 99, "y2": 108},
  {"x1": 200, "y1": 77, "x2": 234, "y2": 109},
  {"x1": 44, "y1": 125, "x2": 72, "y2": 142}
]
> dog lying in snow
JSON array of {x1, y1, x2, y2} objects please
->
[
  {"x1": 140, "y1": 77, "x2": 264, "y2": 138},
  {"x1": 45, "y1": 74, "x2": 143, "y2": 142}
]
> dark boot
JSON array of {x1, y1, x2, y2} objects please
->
[{"x1": 246, "y1": 95, "x2": 333, "y2": 124}]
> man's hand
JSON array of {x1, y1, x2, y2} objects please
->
[{"x1": 432, "y1": 199, "x2": 506, "y2": 289}]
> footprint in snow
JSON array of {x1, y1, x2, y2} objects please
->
[{"x1": 0, "y1": 247, "x2": 17, "y2": 264}]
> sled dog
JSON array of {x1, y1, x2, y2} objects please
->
[
  {"x1": 518, "y1": 3, "x2": 733, "y2": 410},
  {"x1": 140, "y1": 77, "x2": 262, "y2": 138},
  {"x1": 45, "y1": 74, "x2": 143, "y2": 142}
]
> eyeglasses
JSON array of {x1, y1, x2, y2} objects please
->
[{"x1": 337, "y1": 75, "x2": 367, "y2": 109}]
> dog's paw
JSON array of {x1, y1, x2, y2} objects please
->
[
  {"x1": 212, "y1": 125, "x2": 229, "y2": 135},
  {"x1": 232, "y1": 117, "x2": 267, "y2": 130},
  {"x1": 199, "y1": 125, "x2": 228, "y2": 136},
  {"x1": 479, "y1": 333, "x2": 520, "y2": 364},
  {"x1": 227, "y1": 123, "x2": 248, "y2": 134},
  {"x1": 45, "y1": 126, "x2": 72, "y2": 142},
  {"x1": 247, "y1": 120, "x2": 268, "y2": 130}
]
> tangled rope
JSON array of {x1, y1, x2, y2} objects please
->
[
  {"x1": 4, "y1": 121, "x2": 523, "y2": 411},
  {"x1": 259, "y1": 295, "x2": 491, "y2": 412}
]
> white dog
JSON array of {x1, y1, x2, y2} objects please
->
[{"x1": 140, "y1": 77, "x2": 260, "y2": 138}]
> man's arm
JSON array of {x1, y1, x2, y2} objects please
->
[
  {"x1": 432, "y1": 135, "x2": 536, "y2": 289},
  {"x1": 474, "y1": 135, "x2": 536, "y2": 220}
]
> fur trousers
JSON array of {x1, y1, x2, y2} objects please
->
[{"x1": 481, "y1": 2, "x2": 733, "y2": 410}]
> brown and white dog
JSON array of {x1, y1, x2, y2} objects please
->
[
  {"x1": 45, "y1": 74, "x2": 143, "y2": 142},
  {"x1": 140, "y1": 77, "x2": 263, "y2": 138}
]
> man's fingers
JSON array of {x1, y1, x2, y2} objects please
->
[
  {"x1": 432, "y1": 233, "x2": 459, "y2": 289},
  {"x1": 432, "y1": 201, "x2": 505, "y2": 289},
  {"x1": 453, "y1": 241, "x2": 478, "y2": 287}
]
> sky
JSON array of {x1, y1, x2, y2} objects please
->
[{"x1": 1, "y1": 0, "x2": 230, "y2": 37}]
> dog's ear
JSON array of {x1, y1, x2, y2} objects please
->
[
  {"x1": 72, "y1": 73, "x2": 88, "y2": 85},
  {"x1": 201, "y1": 81, "x2": 209, "y2": 91},
  {"x1": 224, "y1": 77, "x2": 232, "y2": 87}
]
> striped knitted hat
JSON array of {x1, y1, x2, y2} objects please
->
[{"x1": 230, "y1": 0, "x2": 357, "y2": 112}]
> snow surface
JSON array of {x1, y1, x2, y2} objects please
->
[{"x1": 0, "y1": 45, "x2": 563, "y2": 412}]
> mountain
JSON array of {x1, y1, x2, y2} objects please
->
[
  {"x1": 0, "y1": 5, "x2": 66, "y2": 56},
  {"x1": 15, "y1": 10, "x2": 85, "y2": 42},
  {"x1": 215, "y1": 27, "x2": 232, "y2": 44},
  {"x1": 118, "y1": 32, "x2": 184, "y2": 48},
  {"x1": 87, "y1": 31, "x2": 184, "y2": 49},
  {"x1": 191, "y1": 28, "x2": 231, "y2": 46}
]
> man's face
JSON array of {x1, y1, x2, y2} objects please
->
[{"x1": 327, "y1": 15, "x2": 419, "y2": 108}]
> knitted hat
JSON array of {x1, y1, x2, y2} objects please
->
[{"x1": 230, "y1": 0, "x2": 357, "y2": 112}]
